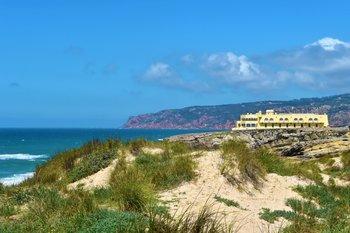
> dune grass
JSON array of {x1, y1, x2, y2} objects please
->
[
  {"x1": 24, "y1": 139, "x2": 121, "y2": 186},
  {"x1": 221, "y1": 140, "x2": 266, "y2": 189},
  {"x1": 221, "y1": 140, "x2": 324, "y2": 189}
]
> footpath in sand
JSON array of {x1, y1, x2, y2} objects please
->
[{"x1": 160, "y1": 151, "x2": 312, "y2": 233}]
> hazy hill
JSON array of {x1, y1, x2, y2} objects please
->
[{"x1": 123, "y1": 93, "x2": 350, "y2": 129}]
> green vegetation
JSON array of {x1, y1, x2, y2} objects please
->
[
  {"x1": 221, "y1": 140, "x2": 266, "y2": 189},
  {"x1": 27, "y1": 139, "x2": 121, "y2": 186},
  {"x1": 1, "y1": 137, "x2": 349, "y2": 232},
  {"x1": 214, "y1": 195, "x2": 240, "y2": 208},
  {"x1": 0, "y1": 138, "x2": 235, "y2": 233},
  {"x1": 221, "y1": 140, "x2": 323, "y2": 188},
  {"x1": 134, "y1": 152, "x2": 196, "y2": 190},
  {"x1": 260, "y1": 184, "x2": 350, "y2": 233}
]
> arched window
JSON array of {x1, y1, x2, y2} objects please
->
[
  {"x1": 309, "y1": 118, "x2": 313, "y2": 121},
  {"x1": 285, "y1": 118, "x2": 289, "y2": 121},
  {"x1": 264, "y1": 118, "x2": 268, "y2": 121},
  {"x1": 314, "y1": 118, "x2": 318, "y2": 121},
  {"x1": 294, "y1": 118, "x2": 298, "y2": 121},
  {"x1": 269, "y1": 118, "x2": 274, "y2": 121},
  {"x1": 279, "y1": 118, "x2": 284, "y2": 121},
  {"x1": 299, "y1": 118, "x2": 303, "y2": 121}
]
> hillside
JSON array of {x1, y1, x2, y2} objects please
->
[{"x1": 123, "y1": 93, "x2": 350, "y2": 129}]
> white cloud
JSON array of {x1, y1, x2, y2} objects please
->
[
  {"x1": 143, "y1": 62, "x2": 175, "y2": 81},
  {"x1": 305, "y1": 37, "x2": 350, "y2": 51},
  {"x1": 202, "y1": 52, "x2": 261, "y2": 83}
]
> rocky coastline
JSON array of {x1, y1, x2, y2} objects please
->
[{"x1": 167, "y1": 127, "x2": 350, "y2": 158}]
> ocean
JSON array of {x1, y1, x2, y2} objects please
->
[{"x1": 0, "y1": 128, "x2": 212, "y2": 186}]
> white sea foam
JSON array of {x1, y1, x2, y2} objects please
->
[
  {"x1": 0, "y1": 153, "x2": 47, "y2": 161},
  {"x1": 0, "y1": 172, "x2": 34, "y2": 186}
]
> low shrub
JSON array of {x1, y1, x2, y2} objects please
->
[{"x1": 260, "y1": 184, "x2": 350, "y2": 233}]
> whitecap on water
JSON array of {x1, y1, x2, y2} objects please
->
[
  {"x1": 0, "y1": 153, "x2": 47, "y2": 161},
  {"x1": 0, "y1": 172, "x2": 34, "y2": 186}
]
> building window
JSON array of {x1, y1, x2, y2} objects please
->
[
  {"x1": 279, "y1": 124, "x2": 282, "y2": 127},
  {"x1": 314, "y1": 118, "x2": 318, "y2": 121},
  {"x1": 270, "y1": 118, "x2": 274, "y2": 121},
  {"x1": 251, "y1": 123, "x2": 256, "y2": 127},
  {"x1": 299, "y1": 118, "x2": 303, "y2": 121},
  {"x1": 309, "y1": 118, "x2": 313, "y2": 121},
  {"x1": 285, "y1": 118, "x2": 289, "y2": 121},
  {"x1": 294, "y1": 118, "x2": 298, "y2": 121},
  {"x1": 279, "y1": 118, "x2": 283, "y2": 121},
  {"x1": 264, "y1": 118, "x2": 268, "y2": 121}
]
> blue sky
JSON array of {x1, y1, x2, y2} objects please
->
[{"x1": 1, "y1": 0, "x2": 350, "y2": 128}]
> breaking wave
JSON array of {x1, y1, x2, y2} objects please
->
[
  {"x1": 0, "y1": 172, "x2": 34, "y2": 186},
  {"x1": 0, "y1": 153, "x2": 47, "y2": 161}
]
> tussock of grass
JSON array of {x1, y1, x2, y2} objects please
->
[
  {"x1": 134, "y1": 152, "x2": 196, "y2": 190},
  {"x1": 221, "y1": 140, "x2": 323, "y2": 188},
  {"x1": 110, "y1": 159, "x2": 156, "y2": 211},
  {"x1": 257, "y1": 148, "x2": 323, "y2": 183},
  {"x1": 221, "y1": 140, "x2": 266, "y2": 189},
  {"x1": 147, "y1": 205, "x2": 236, "y2": 233}
]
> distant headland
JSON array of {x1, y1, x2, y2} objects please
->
[{"x1": 123, "y1": 93, "x2": 350, "y2": 129}]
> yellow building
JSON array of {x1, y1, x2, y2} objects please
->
[{"x1": 234, "y1": 110, "x2": 329, "y2": 130}]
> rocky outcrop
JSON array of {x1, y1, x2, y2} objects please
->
[{"x1": 167, "y1": 128, "x2": 350, "y2": 158}]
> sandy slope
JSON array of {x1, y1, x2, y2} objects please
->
[{"x1": 160, "y1": 151, "x2": 312, "y2": 233}]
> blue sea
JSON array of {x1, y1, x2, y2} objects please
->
[{"x1": 0, "y1": 128, "x2": 212, "y2": 185}]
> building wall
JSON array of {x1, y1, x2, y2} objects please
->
[{"x1": 234, "y1": 110, "x2": 329, "y2": 130}]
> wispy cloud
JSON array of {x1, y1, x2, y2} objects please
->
[{"x1": 140, "y1": 62, "x2": 210, "y2": 92}]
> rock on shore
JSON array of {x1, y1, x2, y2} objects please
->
[{"x1": 167, "y1": 127, "x2": 350, "y2": 158}]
